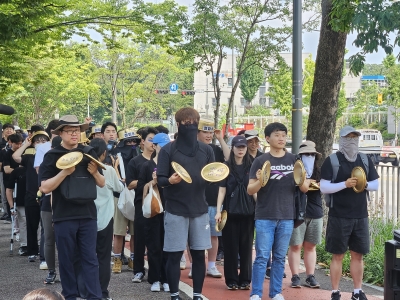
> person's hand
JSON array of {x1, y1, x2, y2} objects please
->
[
  {"x1": 215, "y1": 211, "x2": 221, "y2": 223},
  {"x1": 345, "y1": 177, "x2": 358, "y2": 188},
  {"x1": 214, "y1": 129, "x2": 223, "y2": 140},
  {"x1": 169, "y1": 173, "x2": 182, "y2": 185},
  {"x1": 304, "y1": 179, "x2": 316, "y2": 187},
  {"x1": 151, "y1": 171, "x2": 157, "y2": 185},
  {"x1": 63, "y1": 166, "x2": 75, "y2": 176},
  {"x1": 10, "y1": 208, "x2": 17, "y2": 216},
  {"x1": 256, "y1": 169, "x2": 262, "y2": 181},
  {"x1": 87, "y1": 161, "x2": 97, "y2": 175},
  {"x1": 84, "y1": 117, "x2": 93, "y2": 124}
]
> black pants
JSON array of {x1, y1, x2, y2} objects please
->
[
  {"x1": 222, "y1": 214, "x2": 254, "y2": 285},
  {"x1": 145, "y1": 213, "x2": 167, "y2": 284},
  {"x1": 133, "y1": 204, "x2": 147, "y2": 275},
  {"x1": 25, "y1": 202, "x2": 41, "y2": 256},
  {"x1": 97, "y1": 218, "x2": 113, "y2": 298}
]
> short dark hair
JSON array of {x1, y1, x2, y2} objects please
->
[
  {"x1": 141, "y1": 127, "x2": 158, "y2": 141},
  {"x1": 3, "y1": 123, "x2": 14, "y2": 130},
  {"x1": 155, "y1": 125, "x2": 169, "y2": 134},
  {"x1": 89, "y1": 138, "x2": 107, "y2": 158},
  {"x1": 264, "y1": 122, "x2": 287, "y2": 137},
  {"x1": 175, "y1": 107, "x2": 200, "y2": 124},
  {"x1": 51, "y1": 136, "x2": 62, "y2": 148},
  {"x1": 101, "y1": 122, "x2": 117, "y2": 134},
  {"x1": 45, "y1": 120, "x2": 60, "y2": 136},
  {"x1": 237, "y1": 130, "x2": 246, "y2": 136},
  {"x1": 8, "y1": 133, "x2": 23, "y2": 143}
]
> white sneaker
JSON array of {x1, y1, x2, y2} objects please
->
[
  {"x1": 180, "y1": 256, "x2": 186, "y2": 270},
  {"x1": 206, "y1": 266, "x2": 222, "y2": 278},
  {"x1": 162, "y1": 283, "x2": 170, "y2": 292},
  {"x1": 151, "y1": 281, "x2": 161, "y2": 292},
  {"x1": 250, "y1": 295, "x2": 261, "y2": 300},
  {"x1": 188, "y1": 269, "x2": 192, "y2": 279},
  {"x1": 271, "y1": 294, "x2": 285, "y2": 300},
  {"x1": 40, "y1": 261, "x2": 48, "y2": 270}
]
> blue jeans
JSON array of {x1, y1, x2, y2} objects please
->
[{"x1": 251, "y1": 219, "x2": 294, "y2": 298}]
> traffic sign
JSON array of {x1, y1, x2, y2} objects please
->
[{"x1": 169, "y1": 83, "x2": 179, "y2": 94}]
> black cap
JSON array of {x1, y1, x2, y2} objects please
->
[{"x1": 232, "y1": 135, "x2": 247, "y2": 147}]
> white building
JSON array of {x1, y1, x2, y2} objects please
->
[{"x1": 193, "y1": 53, "x2": 362, "y2": 116}]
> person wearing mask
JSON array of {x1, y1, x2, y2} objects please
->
[
  {"x1": 215, "y1": 135, "x2": 255, "y2": 290},
  {"x1": 247, "y1": 122, "x2": 310, "y2": 300},
  {"x1": 244, "y1": 130, "x2": 263, "y2": 159},
  {"x1": 196, "y1": 118, "x2": 229, "y2": 279},
  {"x1": 288, "y1": 141, "x2": 323, "y2": 289},
  {"x1": 157, "y1": 107, "x2": 215, "y2": 300},
  {"x1": 126, "y1": 127, "x2": 158, "y2": 283},
  {"x1": 0, "y1": 123, "x2": 15, "y2": 221},
  {"x1": 320, "y1": 126, "x2": 379, "y2": 300},
  {"x1": 89, "y1": 138, "x2": 124, "y2": 300},
  {"x1": 115, "y1": 128, "x2": 141, "y2": 167},
  {"x1": 39, "y1": 115, "x2": 105, "y2": 300},
  {"x1": 137, "y1": 132, "x2": 170, "y2": 292}
]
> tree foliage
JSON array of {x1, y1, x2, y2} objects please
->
[{"x1": 240, "y1": 62, "x2": 265, "y2": 103}]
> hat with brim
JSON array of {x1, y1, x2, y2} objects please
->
[
  {"x1": 89, "y1": 125, "x2": 102, "y2": 137},
  {"x1": 244, "y1": 129, "x2": 262, "y2": 142},
  {"x1": 51, "y1": 115, "x2": 89, "y2": 135},
  {"x1": 31, "y1": 130, "x2": 50, "y2": 141},
  {"x1": 339, "y1": 125, "x2": 361, "y2": 137},
  {"x1": 198, "y1": 119, "x2": 215, "y2": 132},
  {"x1": 298, "y1": 140, "x2": 322, "y2": 159},
  {"x1": 231, "y1": 135, "x2": 248, "y2": 147},
  {"x1": 150, "y1": 133, "x2": 170, "y2": 147}
]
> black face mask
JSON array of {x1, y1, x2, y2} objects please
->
[{"x1": 176, "y1": 123, "x2": 199, "y2": 156}]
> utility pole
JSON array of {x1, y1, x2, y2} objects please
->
[
  {"x1": 231, "y1": 49, "x2": 235, "y2": 128},
  {"x1": 206, "y1": 77, "x2": 209, "y2": 118},
  {"x1": 292, "y1": 0, "x2": 302, "y2": 154}
]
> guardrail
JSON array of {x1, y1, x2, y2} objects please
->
[{"x1": 369, "y1": 165, "x2": 400, "y2": 221}]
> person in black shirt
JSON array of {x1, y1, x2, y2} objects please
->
[
  {"x1": 197, "y1": 118, "x2": 229, "y2": 278},
  {"x1": 320, "y1": 126, "x2": 379, "y2": 300},
  {"x1": 288, "y1": 141, "x2": 323, "y2": 289},
  {"x1": 126, "y1": 127, "x2": 158, "y2": 283},
  {"x1": 215, "y1": 135, "x2": 255, "y2": 290},
  {"x1": 0, "y1": 123, "x2": 15, "y2": 220},
  {"x1": 244, "y1": 129, "x2": 264, "y2": 158},
  {"x1": 13, "y1": 131, "x2": 50, "y2": 261},
  {"x1": 157, "y1": 108, "x2": 215, "y2": 300},
  {"x1": 137, "y1": 132, "x2": 170, "y2": 292},
  {"x1": 40, "y1": 115, "x2": 105, "y2": 300}
]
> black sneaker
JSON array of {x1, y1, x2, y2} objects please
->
[
  {"x1": 239, "y1": 282, "x2": 250, "y2": 290},
  {"x1": 351, "y1": 291, "x2": 367, "y2": 300},
  {"x1": 331, "y1": 291, "x2": 341, "y2": 300},
  {"x1": 44, "y1": 271, "x2": 57, "y2": 284},
  {"x1": 28, "y1": 255, "x2": 37, "y2": 262},
  {"x1": 265, "y1": 268, "x2": 271, "y2": 279},
  {"x1": 227, "y1": 283, "x2": 238, "y2": 290},
  {"x1": 18, "y1": 246, "x2": 28, "y2": 256},
  {"x1": 121, "y1": 255, "x2": 128, "y2": 265},
  {"x1": 216, "y1": 252, "x2": 224, "y2": 261},
  {"x1": 291, "y1": 274, "x2": 301, "y2": 288},
  {"x1": 0, "y1": 213, "x2": 8, "y2": 220},
  {"x1": 305, "y1": 274, "x2": 320, "y2": 288}
]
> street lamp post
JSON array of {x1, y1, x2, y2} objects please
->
[{"x1": 292, "y1": 0, "x2": 302, "y2": 154}]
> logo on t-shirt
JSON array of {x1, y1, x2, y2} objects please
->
[{"x1": 270, "y1": 164, "x2": 294, "y2": 180}]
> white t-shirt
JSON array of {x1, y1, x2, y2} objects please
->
[{"x1": 33, "y1": 142, "x2": 51, "y2": 168}]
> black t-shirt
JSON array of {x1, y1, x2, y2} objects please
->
[
  {"x1": 249, "y1": 152, "x2": 296, "y2": 220},
  {"x1": 0, "y1": 138, "x2": 7, "y2": 150},
  {"x1": 21, "y1": 153, "x2": 38, "y2": 194},
  {"x1": 6, "y1": 167, "x2": 26, "y2": 207},
  {"x1": 321, "y1": 152, "x2": 379, "y2": 219},
  {"x1": 41, "y1": 194, "x2": 52, "y2": 212},
  {"x1": 3, "y1": 149, "x2": 20, "y2": 183},
  {"x1": 305, "y1": 190, "x2": 323, "y2": 219},
  {"x1": 126, "y1": 154, "x2": 149, "y2": 205},
  {"x1": 205, "y1": 143, "x2": 225, "y2": 206},
  {"x1": 39, "y1": 144, "x2": 101, "y2": 222},
  {"x1": 157, "y1": 141, "x2": 215, "y2": 217},
  {"x1": 137, "y1": 159, "x2": 165, "y2": 207}
]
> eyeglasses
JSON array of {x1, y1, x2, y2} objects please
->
[
  {"x1": 302, "y1": 153, "x2": 316, "y2": 157},
  {"x1": 62, "y1": 129, "x2": 80, "y2": 135}
]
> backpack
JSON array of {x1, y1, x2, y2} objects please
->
[
  {"x1": 58, "y1": 146, "x2": 97, "y2": 205},
  {"x1": 227, "y1": 173, "x2": 255, "y2": 216},
  {"x1": 324, "y1": 152, "x2": 369, "y2": 207}
]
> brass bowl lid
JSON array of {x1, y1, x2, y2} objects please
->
[
  {"x1": 308, "y1": 182, "x2": 320, "y2": 191},
  {"x1": 294, "y1": 160, "x2": 306, "y2": 186},
  {"x1": 215, "y1": 210, "x2": 227, "y2": 232},
  {"x1": 171, "y1": 161, "x2": 192, "y2": 184},
  {"x1": 56, "y1": 152, "x2": 83, "y2": 169},
  {"x1": 351, "y1": 166, "x2": 366, "y2": 193},
  {"x1": 84, "y1": 153, "x2": 106, "y2": 170},
  {"x1": 260, "y1": 160, "x2": 271, "y2": 187},
  {"x1": 201, "y1": 162, "x2": 229, "y2": 182}
]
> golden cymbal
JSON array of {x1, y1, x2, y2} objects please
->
[
  {"x1": 260, "y1": 160, "x2": 271, "y2": 187},
  {"x1": 294, "y1": 160, "x2": 306, "y2": 186},
  {"x1": 171, "y1": 161, "x2": 192, "y2": 184},
  {"x1": 56, "y1": 152, "x2": 83, "y2": 169},
  {"x1": 84, "y1": 153, "x2": 106, "y2": 170},
  {"x1": 201, "y1": 162, "x2": 229, "y2": 182},
  {"x1": 215, "y1": 210, "x2": 227, "y2": 232},
  {"x1": 351, "y1": 166, "x2": 366, "y2": 193},
  {"x1": 309, "y1": 182, "x2": 320, "y2": 191}
]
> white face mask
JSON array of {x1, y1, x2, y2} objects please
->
[
  {"x1": 339, "y1": 136, "x2": 359, "y2": 162},
  {"x1": 301, "y1": 154, "x2": 315, "y2": 178}
]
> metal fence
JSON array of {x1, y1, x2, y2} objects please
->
[{"x1": 369, "y1": 165, "x2": 400, "y2": 221}]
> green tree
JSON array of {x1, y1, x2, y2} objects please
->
[
  {"x1": 240, "y1": 63, "x2": 265, "y2": 103},
  {"x1": 243, "y1": 105, "x2": 270, "y2": 117},
  {"x1": 363, "y1": 64, "x2": 387, "y2": 76}
]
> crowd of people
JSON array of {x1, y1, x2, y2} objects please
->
[{"x1": 0, "y1": 107, "x2": 378, "y2": 300}]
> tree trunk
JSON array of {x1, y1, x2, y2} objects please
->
[{"x1": 306, "y1": 0, "x2": 347, "y2": 163}]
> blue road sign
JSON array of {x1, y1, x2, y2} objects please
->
[{"x1": 169, "y1": 83, "x2": 178, "y2": 94}]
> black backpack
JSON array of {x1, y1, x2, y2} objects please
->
[{"x1": 227, "y1": 169, "x2": 255, "y2": 216}]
